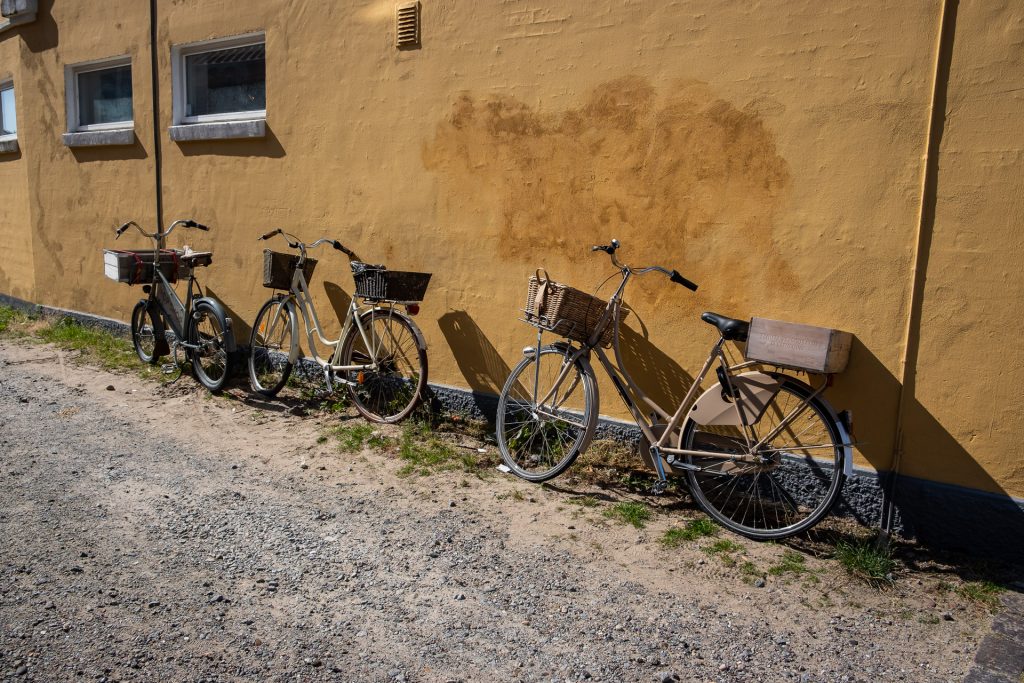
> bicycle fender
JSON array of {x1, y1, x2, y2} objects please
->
[
  {"x1": 143, "y1": 299, "x2": 171, "y2": 356},
  {"x1": 688, "y1": 371, "x2": 780, "y2": 427},
  {"x1": 194, "y1": 297, "x2": 237, "y2": 352}
]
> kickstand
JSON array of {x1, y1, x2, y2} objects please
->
[{"x1": 322, "y1": 365, "x2": 335, "y2": 393}]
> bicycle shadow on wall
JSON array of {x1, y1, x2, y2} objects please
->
[
  {"x1": 827, "y1": 337, "x2": 1024, "y2": 567},
  {"x1": 437, "y1": 311, "x2": 512, "y2": 422}
]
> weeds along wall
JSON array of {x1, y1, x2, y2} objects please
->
[{"x1": 1, "y1": 1, "x2": 1022, "y2": 505}]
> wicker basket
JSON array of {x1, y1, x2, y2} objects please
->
[
  {"x1": 524, "y1": 269, "x2": 626, "y2": 347},
  {"x1": 263, "y1": 250, "x2": 317, "y2": 290},
  {"x1": 103, "y1": 249, "x2": 190, "y2": 285},
  {"x1": 351, "y1": 262, "x2": 431, "y2": 302}
]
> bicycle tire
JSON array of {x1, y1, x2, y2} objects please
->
[
  {"x1": 681, "y1": 376, "x2": 845, "y2": 540},
  {"x1": 496, "y1": 345, "x2": 598, "y2": 482},
  {"x1": 188, "y1": 300, "x2": 231, "y2": 392},
  {"x1": 339, "y1": 309, "x2": 427, "y2": 423},
  {"x1": 248, "y1": 298, "x2": 296, "y2": 397},
  {"x1": 130, "y1": 300, "x2": 160, "y2": 365}
]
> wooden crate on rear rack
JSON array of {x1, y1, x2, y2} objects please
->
[{"x1": 744, "y1": 317, "x2": 852, "y2": 374}]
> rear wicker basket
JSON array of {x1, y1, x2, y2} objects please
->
[
  {"x1": 103, "y1": 249, "x2": 190, "y2": 285},
  {"x1": 263, "y1": 250, "x2": 317, "y2": 290},
  {"x1": 524, "y1": 270, "x2": 626, "y2": 347},
  {"x1": 351, "y1": 262, "x2": 431, "y2": 302}
]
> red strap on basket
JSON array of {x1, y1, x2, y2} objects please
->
[
  {"x1": 130, "y1": 252, "x2": 144, "y2": 285},
  {"x1": 168, "y1": 249, "x2": 180, "y2": 283}
]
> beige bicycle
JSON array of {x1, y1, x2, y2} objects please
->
[
  {"x1": 496, "y1": 239, "x2": 854, "y2": 540},
  {"x1": 247, "y1": 229, "x2": 430, "y2": 423}
]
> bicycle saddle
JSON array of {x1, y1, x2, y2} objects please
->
[{"x1": 701, "y1": 312, "x2": 749, "y2": 342}]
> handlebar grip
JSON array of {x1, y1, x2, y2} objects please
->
[
  {"x1": 333, "y1": 240, "x2": 344, "y2": 251},
  {"x1": 193, "y1": 222, "x2": 210, "y2": 231},
  {"x1": 669, "y1": 270, "x2": 699, "y2": 292},
  {"x1": 115, "y1": 223, "x2": 130, "y2": 238},
  {"x1": 259, "y1": 228, "x2": 282, "y2": 241}
]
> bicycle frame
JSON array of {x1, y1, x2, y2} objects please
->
[
  {"x1": 261, "y1": 256, "x2": 398, "y2": 382},
  {"x1": 530, "y1": 266, "x2": 836, "y2": 484}
]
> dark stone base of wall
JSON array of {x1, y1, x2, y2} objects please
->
[{"x1": 3, "y1": 293, "x2": 1021, "y2": 566}]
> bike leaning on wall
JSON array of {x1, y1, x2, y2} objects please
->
[
  {"x1": 495, "y1": 239, "x2": 855, "y2": 540},
  {"x1": 103, "y1": 219, "x2": 236, "y2": 392}
]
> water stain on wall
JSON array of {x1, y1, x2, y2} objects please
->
[{"x1": 424, "y1": 76, "x2": 797, "y2": 308}]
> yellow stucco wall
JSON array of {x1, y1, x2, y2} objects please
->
[
  {"x1": 900, "y1": 1, "x2": 1024, "y2": 497},
  {"x1": 1, "y1": 1, "x2": 1021, "y2": 499},
  {"x1": 0, "y1": 39, "x2": 33, "y2": 301}
]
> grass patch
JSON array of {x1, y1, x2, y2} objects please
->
[
  {"x1": 394, "y1": 421, "x2": 469, "y2": 477},
  {"x1": 834, "y1": 537, "x2": 895, "y2": 586},
  {"x1": 956, "y1": 580, "x2": 1004, "y2": 611},
  {"x1": 705, "y1": 538, "x2": 743, "y2": 554},
  {"x1": 331, "y1": 423, "x2": 374, "y2": 453},
  {"x1": 740, "y1": 561, "x2": 760, "y2": 578},
  {"x1": 660, "y1": 519, "x2": 718, "y2": 548},
  {"x1": 0, "y1": 305, "x2": 31, "y2": 336},
  {"x1": 603, "y1": 501, "x2": 651, "y2": 529},
  {"x1": 36, "y1": 317, "x2": 142, "y2": 371},
  {"x1": 768, "y1": 549, "x2": 810, "y2": 577}
]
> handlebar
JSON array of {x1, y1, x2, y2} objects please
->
[
  {"x1": 114, "y1": 218, "x2": 211, "y2": 243},
  {"x1": 259, "y1": 229, "x2": 355, "y2": 258},
  {"x1": 590, "y1": 238, "x2": 698, "y2": 292}
]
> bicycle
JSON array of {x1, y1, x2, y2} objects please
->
[
  {"x1": 109, "y1": 219, "x2": 236, "y2": 392},
  {"x1": 247, "y1": 229, "x2": 430, "y2": 423},
  {"x1": 495, "y1": 239, "x2": 854, "y2": 540}
]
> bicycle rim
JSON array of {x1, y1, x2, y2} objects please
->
[
  {"x1": 248, "y1": 299, "x2": 294, "y2": 396},
  {"x1": 683, "y1": 378, "x2": 845, "y2": 540},
  {"x1": 341, "y1": 310, "x2": 427, "y2": 423},
  {"x1": 496, "y1": 346, "x2": 596, "y2": 482},
  {"x1": 131, "y1": 301, "x2": 159, "y2": 364}
]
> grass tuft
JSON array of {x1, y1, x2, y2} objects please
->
[
  {"x1": 660, "y1": 519, "x2": 718, "y2": 548},
  {"x1": 768, "y1": 549, "x2": 810, "y2": 577},
  {"x1": 603, "y1": 501, "x2": 651, "y2": 529},
  {"x1": 956, "y1": 580, "x2": 1004, "y2": 611},
  {"x1": 330, "y1": 423, "x2": 374, "y2": 453},
  {"x1": 834, "y1": 537, "x2": 895, "y2": 586},
  {"x1": 0, "y1": 305, "x2": 31, "y2": 335}
]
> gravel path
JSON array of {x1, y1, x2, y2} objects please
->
[{"x1": 0, "y1": 341, "x2": 993, "y2": 682}]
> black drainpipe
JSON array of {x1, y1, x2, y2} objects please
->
[{"x1": 149, "y1": 0, "x2": 164, "y2": 231}]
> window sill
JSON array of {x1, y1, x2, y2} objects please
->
[
  {"x1": 62, "y1": 128, "x2": 135, "y2": 148},
  {"x1": 0, "y1": 138, "x2": 19, "y2": 154},
  {"x1": 168, "y1": 119, "x2": 265, "y2": 142}
]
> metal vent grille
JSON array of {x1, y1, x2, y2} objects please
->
[{"x1": 396, "y1": 2, "x2": 420, "y2": 48}]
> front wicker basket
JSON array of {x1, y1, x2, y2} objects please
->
[
  {"x1": 351, "y1": 262, "x2": 431, "y2": 302},
  {"x1": 263, "y1": 250, "x2": 317, "y2": 290},
  {"x1": 524, "y1": 270, "x2": 626, "y2": 347}
]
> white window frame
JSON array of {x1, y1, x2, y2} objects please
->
[
  {"x1": 64, "y1": 55, "x2": 134, "y2": 133},
  {"x1": 171, "y1": 32, "x2": 266, "y2": 126},
  {"x1": 0, "y1": 79, "x2": 16, "y2": 142}
]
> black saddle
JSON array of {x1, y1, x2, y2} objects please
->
[{"x1": 701, "y1": 312, "x2": 749, "y2": 342}]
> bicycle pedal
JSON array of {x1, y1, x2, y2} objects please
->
[
  {"x1": 160, "y1": 363, "x2": 177, "y2": 375},
  {"x1": 649, "y1": 480, "x2": 668, "y2": 496}
]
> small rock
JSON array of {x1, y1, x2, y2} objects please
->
[
  {"x1": 754, "y1": 578, "x2": 766, "y2": 588},
  {"x1": 148, "y1": 601, "x2": 160, "y2": 608},
  {"x1": 16, "y1": 664, "x2": 28, "y2": 676},
  {"x1": 454, "y1": 593, "x2": 466, "y2": 601},
  {"x1": 659, "y1": 674, "x2": 679, "y2": 683},
  {"x1": 942, "y1": 612, "x2": 954, "y2": 621},
  {"x1": 448, "y1": 500, "x2": 456, "y2": 507},
  {"x1": 105, "y1": 385, "x2": 115, "y2": 391}
]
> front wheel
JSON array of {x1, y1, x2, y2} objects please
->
[
  {"x1": 188, "y1": 301, "x2": 231, "y2": 392},
  {"x1": 339, "y1": 309, "x2": 428, "y2": 423},
  {"x1": 681, "y1": 376, "x2": 846, "y2": 540},
  {"x1": 496, "y1": 345, "x2": 598, "y2": 482},
  {"x1": 248, "y1": 298, "x2": 296, "y2": 397},
  {"x1": 130, "y1": 300, "x2": 160, "y2": 364}
]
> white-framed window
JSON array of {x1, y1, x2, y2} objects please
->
[
  {"x1": 171, "y1": 32, "x2": 265, "y2": 125},
  {"x1": 65, "y1": 56, "x2": 133, "y2": 132},
  {"x1": 0, "y1": 80, "x2": 16, "y2": 140}
]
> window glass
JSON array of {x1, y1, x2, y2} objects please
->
[
  {"x1": 185, "y1": 43, "x2": 265, "y2": 118},
  {"x1": 0, "y1": 86, "x2": 15, "y2": 137},
  {"x1": 77, "y1": 65, "x2": 132, "y2": 126}
]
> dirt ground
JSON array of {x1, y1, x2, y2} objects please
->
[{"x1": 0, "y1": 338, "x2": 1011, "y2": 682}]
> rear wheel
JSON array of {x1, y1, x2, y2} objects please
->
[
  {"x1": 496, "y1": 346, "x2": 597, "y2": 482},
  {"x1": 248, "y1": 298, "x2": 295, "y2": 397},
  {"x1": 189, "y1": 301, "x2": 231, "y2": 392},
  {"x1": 682, "y1": 377, "x2": 845, "y2": 540},
  {"x1": 130, "y1": 301, "x2": 160, "y2": 364},
  {"x1": 339, "y1": 309, "x2": 427, "y2": 423}
]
